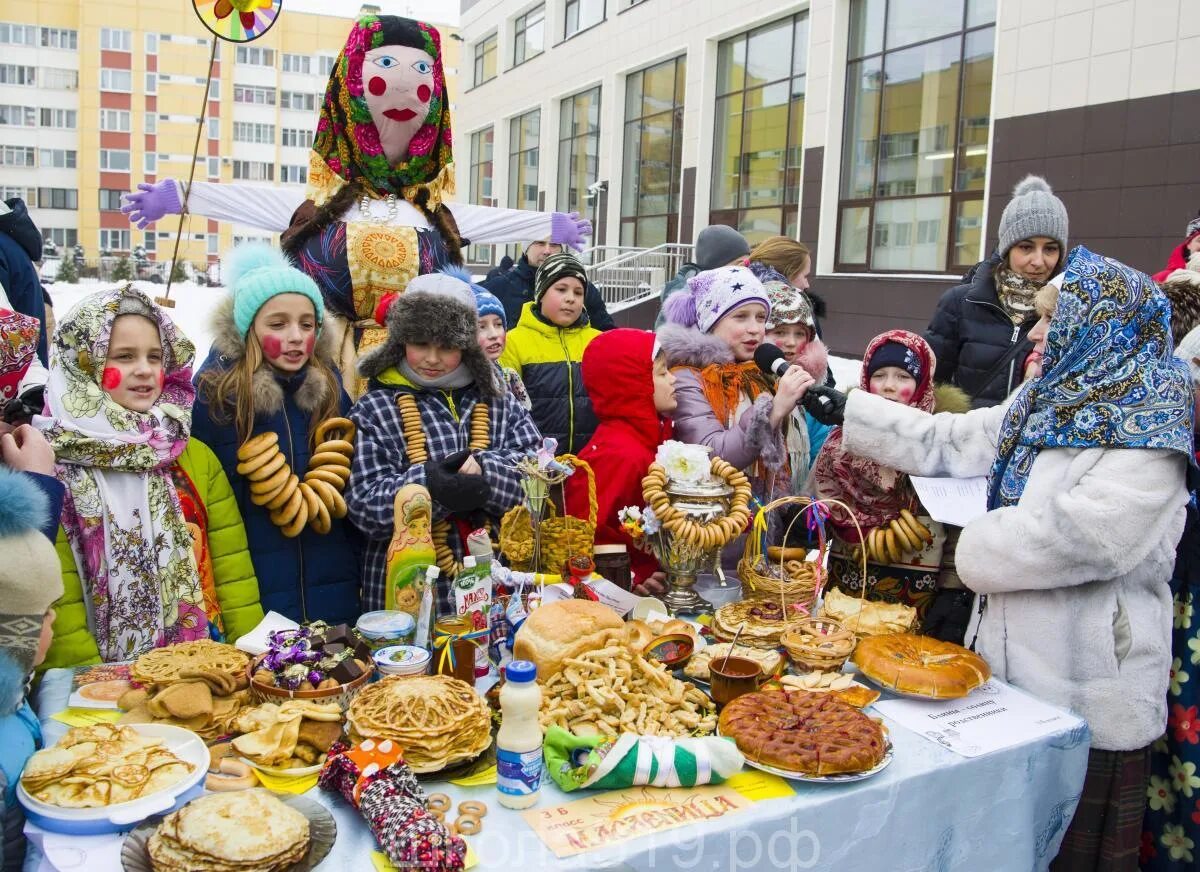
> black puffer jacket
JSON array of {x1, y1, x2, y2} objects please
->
[{"x1": 924, "y1": 253, "x2": 1037, "y2": 409}]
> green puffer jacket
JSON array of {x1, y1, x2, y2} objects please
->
[{"x1": 41, "y1": 438, "x2": 264, "y2": 672}]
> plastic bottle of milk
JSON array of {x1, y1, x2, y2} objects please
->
[{"x1": 496, "y1": 660, "x2": 543, "y2": 809}]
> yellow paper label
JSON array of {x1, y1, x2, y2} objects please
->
[
  {"x1": 50, "y1": 708, "x2": 123, "y2": 728},
  {"x1": 373, "y1": 845, "x2": 477, "y2": 871},
  {"x1": 251, "y1": 768, "x2": 319, "y2": 795},
  {"x1": 449, "y1": 764, "x2": 498, "y2": 787},
  {"x1": 725, "y1": 771, "x2": 796, "y2": 802}
]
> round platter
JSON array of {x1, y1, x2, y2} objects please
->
[
  {"x1": 121, "y1": 793, "x2": 336, "y2": 872},
  {"x1": 857, "y1": 673, "x2": 975, "y2": 701}
]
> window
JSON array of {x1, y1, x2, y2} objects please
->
[
  {"x1": 100, "y1": 108, "x2": 131, "y2": 132},
  {"x1": 281, "y1": 127, "x2": 313, "y2": 149},
  {"x1": 143, "y1": 113, "x2": 157, "y2": 135},
  {"x1": 143, "y1": 232, "x2": 156, "y2": 253},
  {"x1": 39, "y1": 149, "x2": 76, "y2": 168},
  {"x1": 99, "y1": 149, "x2": 131, "y2": 171},
  {"x1": 37, "y1": 188, "x2": 77, "y2": 210},
  {"x1": 208, "y1": 234, "x2": 219, "y2": 255},
  {"x1": 0, "y1": 23, "x2": 36, "y2": 46},
  {"x1": 144, "y1": 153, "x2": 157, "y2": 174},
  {"x1": 565, "y1": 0, "x2": 604, "y2": 38},
  {"x1": 280, "y1": 91, "x2": 317, "y2": 112},
  {"x1": 232, "y1": 160, "x2": 274, "y2": 181},
  {"x1": 282, "y1": 53, "x2": 311, "y2": 75},
  {"x1": 0, "y1": 105, "x2": 36, "y2": 127},
  {"x1": 100, "y1": 28, "x2": 131, "y2": 51},
  {"x1": 40, "y1": 108, "x2": 75, "y2": 129},
  {"x1": 508, "y1": 109, "x2": 540, "y2": 211},
  {"x1": 514, "y1": 5, "x2": 544, "y2": 66},
  {"x1": 40, "y1": 68, "x2": 78, "y2": 90},
  {"x1": 208, "y1": 78, "x2": 219, "y2": 99},
  {"x1": 0, "y1": 187, "x2": 35, "y2": 203},
  {"x1": 207, "y1": 156, "x2": 219, "y2": 178},
  {"x1": 99, "y1": 229, "x2": 130, "y2": 253},
  {"x1": 467, "y1": 127, "x2": 495, "y2": 263},
  {"x1": 621, "y1": 56, "x2": 685, "y2": 247},
  {"x1": 280, "y1": 164, "x2": 307, "y2": 184},
  {"x1": 473, "y1": 34, "x2": 497, "y2": 87},
  {"x1": 145, "y1": 32, "x2": 158, "y2": 54},
  {"x1": 709, "y1": 12, "x2": 808, "y2": 243},
  {"x1": 236, "y1": 46, "x2": 275, "y2": 67},
  {"x1": 99, "y1": 189, "x2": 125, "y2": 211},
  {"x1": 145, "y1": 72, "x2": 157, "y2": 94},
  {"x1": 0, "y1": 146, "x2": 34, "y2": 167},
  {"x1": 40, "y1": 28, "x2": 77, "y2": 49},
  {"x1": 207, "y1": 117, "x2": 219, "y2": 139},
  {"x1": 234, "y1": 86, "x2": 275, "y2": 105},
  {"x1": 43, "y1": 228, "x2": 78, "y2": 249},
  {"x1": 837, "y1": 0, "x2": 995, "y2": 272},
  {"x1": 100, "y1": 68, "x2": 133, "y2": 92},
  {"x1": 233, "y1": 121, "x2": 275, "y2": 144},
  {"x1": 0, "y1": 65, "x2": 35, "y2": 86},
  {"x1": 557, "y1": 86, "x2": 601, "y2": 215},
  {"x1": 318, "y1": 55, "x2": 336, "y2": 77}
]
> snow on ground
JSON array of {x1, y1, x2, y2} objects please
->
[{"x1": 45, "y1": 278, "x2": 864, "y2": 383}]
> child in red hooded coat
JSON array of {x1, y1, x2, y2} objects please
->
[{"x1": 565, "y1": 329, "x2": 677, "y2": 595}]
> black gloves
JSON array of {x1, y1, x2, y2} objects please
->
[
  {"x1": 801, "y1": 385, "x2": 847, "y2": 427},
  {"x1": 423, "y1": 449, "x2": 491, "y2": 513},
  {"x1": 2, "y1": 386, "x2": 45, "y2": 425}
]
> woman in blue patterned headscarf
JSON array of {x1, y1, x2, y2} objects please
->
[{"x1": 805, "y1": 246, "x2": 1193, "y2": 869}]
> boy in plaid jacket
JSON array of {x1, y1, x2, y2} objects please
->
[{"x1": 346, "y1": 272, "x2": 542, "y2": 612}]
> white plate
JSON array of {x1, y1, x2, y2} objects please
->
[
  {"x1": 742, "y1": 739, "x2": 894, "y2": 783},
  {"x1": 18, "y1": 723, "x2": 208, "y2": 834},
  {"x1": 858, "y1": 673, "x2": 979, "y2": 701},
  {"x1": 239, "y1": 756, "x2": 325, "y2": 778}
]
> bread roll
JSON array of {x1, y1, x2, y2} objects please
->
[{"x1": 513, "y1": 600, "x2": 625, "y2": 679}]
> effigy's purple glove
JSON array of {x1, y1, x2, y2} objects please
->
[
  {"x1": 121, "y1": 180, "x2": 182, "y2": 229},
  {"x1": 550, "y1": 211, "x2": 592, "y2": 251}
]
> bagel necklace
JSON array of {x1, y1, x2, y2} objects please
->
[
  {"x1": 235, "y1": 417, "x2": 356, "y2": 537},
  {"x1": 396, "y1": 393, "x2": 490, "y2": 578}
]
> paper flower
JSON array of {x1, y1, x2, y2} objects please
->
[
  {"x1": 641, "y1": 505, "x2": 661, "y2": 535},
  {"x1": 656, "y1": 440, "x2": 711, "y2": 484}
]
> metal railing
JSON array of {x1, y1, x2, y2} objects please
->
[
  {"x1": 578, "y1": 245, "x2": 645, "y2": 267},
  {"x1": 588, "y1": 243, "x2": 694, "y2": 311}
]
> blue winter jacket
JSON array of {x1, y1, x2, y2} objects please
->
[
  {"x1": 191, "y1": 304, "x2": 363, "y2": 626},
  {"x1": 0, "y1": 198, "x2": 47, "y2": 364}
]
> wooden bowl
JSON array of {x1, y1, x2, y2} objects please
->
[
  {"x1": 246, "y1": 654, "x2": 374, "y2": 711},
  {"x1": 643, "y1": 633, "x2": 695, "y2": 668}
]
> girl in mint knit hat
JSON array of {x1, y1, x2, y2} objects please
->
[{"x1": 193, "y1": 243, "x2": 363, "y2": 626}]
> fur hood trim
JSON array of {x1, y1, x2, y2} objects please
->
[
  {"x1": 357, "y1": 289, "x2": 498, "y2": 399},
  {"x1": 208, "y1": 294, "x2": 338, "y2": 416},
  {"x1": 932, "y1": 383, "x2": 972, "y2": 414},
  {"x1": 656, "y1": 323, "x2": 735, "y2": 369}
]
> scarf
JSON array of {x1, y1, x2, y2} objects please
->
[
  {"x1": 35, "y1": 286, "x2": 207, "y2": 661},
  {"x1": 395, "y1": 360, "x2": 474, "y2": 390},
  {"x1": 812, "y1": 330, "x2": 937, "y2": 540},
  {"x1": 989, "y1": 246, "x2": 1194, "y2": 509},
  {"x1": 309, "y1": 15, "x2": 454, "y2": 207},
  {"x1": 994, "y1": 266, "x2": 1044, "y2": 324},
  {"x1": 693, "y1": 361, "x2": 774, "y2": 428}
]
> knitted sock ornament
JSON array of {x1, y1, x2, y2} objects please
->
[{"x1": 319, "y1": 740, "x2": 467, "y2": 871}]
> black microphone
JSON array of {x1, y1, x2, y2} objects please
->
[{"x1": 753, "y1": 343, "x2": 790, "y2": 378}]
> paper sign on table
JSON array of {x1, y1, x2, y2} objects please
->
[
  {"x1": 251, "y1": 768, "x2": 319, "y2": 794},
  {"x1": 587, "y1": 578, "x2": 642, "y2": 616},
  {"x1": 873, "y1": 679, "x2": 1085, "y2": 758},
  {"x1": 67, "y1": 662, "x2": 132, "y2": 710},
  {"x1": 373, "y1": 844, "x2": 478, "y2": 871},
  {"x1": 449, "y1": 763, "x2": 497, "y2": 786},
  {"x1": 521, "y1": 784, "x2": 755, "y2": 858},
  {"x1": 909, "y1": 476, "x2": 989, "y2": 527},
  {"x1": 725, "y1": 771, "x2": 795, "y2": 802},
  {"x1": 50, "y1": 707, "x2": 123, "y2": 727}
]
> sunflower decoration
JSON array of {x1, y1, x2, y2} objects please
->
[{"x1": 193, "y1": 0, "x2": 282, "y2": 42}]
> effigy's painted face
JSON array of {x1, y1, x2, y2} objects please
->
[{"x1": 362, "y1": 45, "x2": 436, "y2": 164}]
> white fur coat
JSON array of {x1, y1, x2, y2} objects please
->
[{"x1": 842, "y1": 389, "x2": 1187, "y2": 751}]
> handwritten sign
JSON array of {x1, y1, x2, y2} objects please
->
[
  {"x1": 874, "y1": 679, "x2": 1084, "y2": 758},
  {"x1": 909, "y1": 476, "x2": 989, "y2": 527},
  {"x1": 522, "y1": 784, "x2": 754, "y2": 858}
]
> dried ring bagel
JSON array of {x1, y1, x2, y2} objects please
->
[
  {"x1": 305, "y1": 468, "x2": 347, "y2": 490},
  {"x1": 236, "y1": 447, "x2": 283, "y2": 478},
  {"x1": 309, "y1": 451, "x2": 351, "y2": 469},
  {"x1": 314, "y1": 439, "x2": 354, "y2": 456},
  {"x1": 309, "y1": 492, "x2": 331, "y2": 534},
  {"x1": 271, "y1": 485, "x2": 305, "y2": 526},
  {"x1": 457, "y1": 800, "x2": 487, "y2": 818},
  {"x1": 298, "y1": 482, "x2": 321, "y2": 524},
  {"x1": 249, "y1": 466, "x2": 290, "y2": 495},
  {"x1": 236, "y1": 431, "x2": 278, "y2": 462},
  {"x1": 280, "y1": 500, "x2": 309, "y2": 538},
  {"x1": 265, "y1": 475, "x2": 299, "y2": 511},
  {"x1": 427, "y1": 793, "x2": 452, "y2": 813},
  {"x1": 250, "y1": 474, "x2": 290, "y2": 507},
  {"x1": 455, "y1": 814, "x2": 482, "y2": 835}
]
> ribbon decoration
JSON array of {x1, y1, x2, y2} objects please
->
[{"x1": 432, "y1": 624, "x2": 490, "y2": 674}]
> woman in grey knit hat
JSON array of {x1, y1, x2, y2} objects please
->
[{"x1": 924, "y1": 175, "x2": 1069, "y2": 410}]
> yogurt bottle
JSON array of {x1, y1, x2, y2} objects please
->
[{"x1": 496, "y1": 660, "x2": 543, "y2": 810}]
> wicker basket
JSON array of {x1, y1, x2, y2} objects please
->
[
  {"x1": 780, "y1": 618, "x2": 857, "y2": 673},
  {"x1": 500, "y1": 454, "x2": 597, "y2": 573},
  {"x1": 738, "y1": 497, "x2": 826, "y2": 611},
  {"x1": 247, "y1": 654, "x2": 373, "y2": 712}
]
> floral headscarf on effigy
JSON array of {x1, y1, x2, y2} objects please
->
[
  {"x1": 310, "y1": 15, "x2": 454, "y2": 207},
  {"x1": 989, "y1": 246, "x2": 1194, "y2": 509},
  {"x1": 35, "y1": 285, "x2": 208, "y2": 661}
]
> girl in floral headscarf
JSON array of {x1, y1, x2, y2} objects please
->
[
  {"x1": 122, "y1": 15, "x2": 591, "y2": 397},
  {"x1": 35, "y1": 286, "x2": 262, "y2": 668}
]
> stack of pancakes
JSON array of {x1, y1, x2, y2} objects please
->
[{"x1": 148, "y1": 790, "x2": 309, "y2": 872}]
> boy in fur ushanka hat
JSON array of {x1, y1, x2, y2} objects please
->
[{"x1": 346, "y1": 271, "x2": 542, "y2": 612}]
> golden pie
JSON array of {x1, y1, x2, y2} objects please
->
[
  {"x1": 852, "y1": 633, "x2": 991, "y2": 699},
  {"x1": 718, "y1": 689, "x2": 887, "y2": 776}
]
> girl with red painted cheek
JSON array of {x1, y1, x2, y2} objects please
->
[
  {"x1": 32, "y1": 285, "x2": 264, "y2": 669},
  {"x1": 194, "y1": 244, "x2": 363, "y2": 626},
  {"x1": 809, "y1": 330, "x2": 971, "y2": 624}
]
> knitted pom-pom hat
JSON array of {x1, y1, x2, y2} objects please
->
[
  {"x1": 998, "y1": 176, "x2": 1069, "y2": 257},
  {"x1": 662, "y1": 265, "x2": 770, "y2": 334},
  {"x1": 226, "y1": 242, "x2": 325, "y2": 338}
]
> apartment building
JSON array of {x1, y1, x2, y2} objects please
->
[
  {"x1": 0, "y1": 0, "x2": 460, "y2": 268},
  {"x1": 454, "y1": 0, "x2": 1200, "y2": 351}
]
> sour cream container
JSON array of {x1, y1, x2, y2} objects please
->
[
  {"x1": 356, "y1": 610, "x2": 416, "y2": 650},
  {"x1": 373, "y1": 645, "x2": 431, "y2": 677}
]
